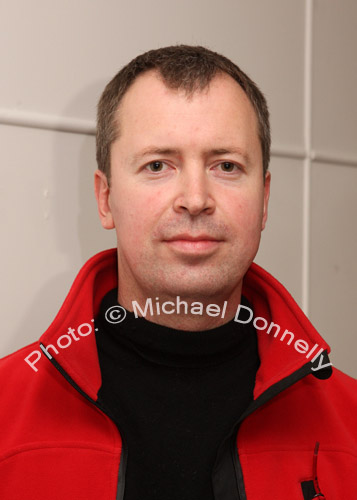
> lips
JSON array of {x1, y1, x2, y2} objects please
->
[
  {"x1": 165, "y1": 233, "x2": 221, "y2": 242},
  {"x1": 163, "y1": 233, "x2": 223, "y2": 255}
]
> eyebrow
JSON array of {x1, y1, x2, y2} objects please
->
[
  {"x1": 130, "y1": 146, "x2": 251, "y2": 165},
  {"x1": 130, "y1": 147, "x2": 180, "y2": 164}
]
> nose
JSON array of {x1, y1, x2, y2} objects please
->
[{"x1": 172, "y1": 163, "x2": 215, "y2": 216}]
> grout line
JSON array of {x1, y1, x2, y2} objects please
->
[
  {"x1": 312, "y1": 152, "x2": 357, "y2": 168},
  {"x1": 302, "y1": 0, "x2": 314, "y2": 316},
  {"x1": 2, "y1": 109, "x2": 356, "y2": 168},
  {"x1": 1, "y1": 113, "x2": 357, "y2": 168},
  {"x1": 0, "y1": 108, "x2": 95, "y2": 135}
]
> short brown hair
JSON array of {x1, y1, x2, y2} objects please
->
[{"x1": 96, "y1": 45, "x2": 270, "y2": 185}]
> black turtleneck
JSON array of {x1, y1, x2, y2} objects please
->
[{"x1": 94, "y1": 288, "x2": 260, "y2": 500}]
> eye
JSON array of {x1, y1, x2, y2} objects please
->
[
  {"x1": 146, "y1": 161, "x2": 167, "y2": 172},
  {"x1": 217, "y1": 162, "x2": 239, "y2": 172}
]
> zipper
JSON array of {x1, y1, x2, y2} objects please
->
[
  {"x1": 213, "y1": 357, "x2": 328, "y2": 500},
  {"x1": 40, "y1": 343, "x2": 127, "y2": 500},
  {"x1": 40, "y1": 341, "x2": 331, "y2": 500}
]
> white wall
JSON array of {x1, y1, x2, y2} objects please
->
[{"x1": 0, "y1": 0, "x2": 356, "y2": 377}]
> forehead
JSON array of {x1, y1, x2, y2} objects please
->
[{"x1": 114, "y1": 69, "x2": 260, "y2": 153}]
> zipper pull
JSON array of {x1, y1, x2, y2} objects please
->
[{"x1": 312, "y1": 442, "x2": 326, "y2": 499}]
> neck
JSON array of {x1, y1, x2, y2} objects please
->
[{"x1": 117, "y1": 289, "x2": 242, "y2": 331}]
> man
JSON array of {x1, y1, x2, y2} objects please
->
[{"x1": 0, "y1": 45, "x2": 356, "y2": 500}]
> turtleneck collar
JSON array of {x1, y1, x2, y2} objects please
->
[{"x1": 95, "y1": 288, "x2": 259, "y2": 368}]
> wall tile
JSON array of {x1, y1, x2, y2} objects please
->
[
  {"x1": 312, "y1": 0, "x2": 357, "y2": 159},
  {"x1": 0, "y1": 0, "x2": 305, "y2": 150},
  {"x1": 309, "y1": 162, "x2": 357, "y2": 378},
  {"x1": 255, "y1": 157, "x2": 303, "y2": 306},
  {"x1": 0, "y1": 124, "x2": 116, "y2": 357}
]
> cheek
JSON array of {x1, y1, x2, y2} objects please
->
[
  {"x1": 114, "y1": 187, "x2": 164, "y2": 246},
  {"x1": 228, "y1": 191, "x2": 264, "y2": 231}
]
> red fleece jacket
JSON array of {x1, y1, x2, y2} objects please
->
[{"x1": 0, "y1": 248, "x2": 356, "y2": 500}]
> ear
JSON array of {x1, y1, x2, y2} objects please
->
[
  {"x1": 261, "y1": 171, "x2": 271, "y2": 231},
  {"x1": 94, "y1": 169, "x2": 114, "y2": 229}
]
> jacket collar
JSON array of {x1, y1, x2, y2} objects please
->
[{"x1": 39, "y1": 248, "x2": 330, "y2": 401}]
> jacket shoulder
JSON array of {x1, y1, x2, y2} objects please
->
[
  {"x1": 0, "y1": 342, "x2": 40, "y2": 368},
  {"x1": 325, "y1": 366, "x2": 357, "y2": 403},
  {"x1": 0, "y1": 342, "x2": 44, "y2": 393}
]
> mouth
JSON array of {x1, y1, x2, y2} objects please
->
[{"x1": 163, "y1": 234, "x2": 223, "y2": 254}]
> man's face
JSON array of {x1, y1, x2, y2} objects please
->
[{"x1": 95, "y1": 70, "x2": 270, "y2": 305}]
